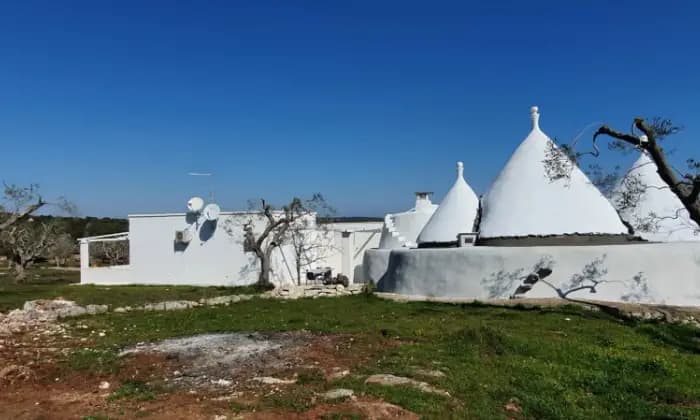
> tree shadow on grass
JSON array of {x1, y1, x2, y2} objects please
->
[{"x1": 635, "y1": 322, "x2": 700, "y2": 354}]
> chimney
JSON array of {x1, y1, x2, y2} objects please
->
[{"x1": 415, "y1": 192, "x2": 433, "y2": 211}]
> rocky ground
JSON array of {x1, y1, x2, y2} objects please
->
[{"x1": 0, "y1": 297, "x2": 418, "y2": 419}]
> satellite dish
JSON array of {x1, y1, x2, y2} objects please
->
[
  {"x1": 203, "y1": 203, "x2": 221, "y2": 221},
  {"x1": 187, "y1": 197, "x2": 204, "y2": 213}
]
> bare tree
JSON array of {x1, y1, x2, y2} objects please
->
[
  {"x1": 1, "y1": 220, "x2": 60, "y2": 281},
  {"x1": 90, "y1": 241, "x2": 129, "y2": 266},
  {"x1": 237, "y1": 194, "x2": 326, "y2": 287},
  {"x1": 48, "y1": 233, "x2": 76, "y2": 267},
  {"x1": 287, "y1": 196, "x2": 337, "y2": 285},
  {"x1": 544, "y1": 117, "x2": 699, "y2": 229},
  {"x1": 0, "y1": 184, "x2": 45, "y2": 232}
]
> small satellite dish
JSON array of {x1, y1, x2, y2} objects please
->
[
  {"x1": 203, "y1": 203, "x2": 221, "y2": 221},
  {"x1": 187, "y1": 197, "x2": 204, "y2": 213}
]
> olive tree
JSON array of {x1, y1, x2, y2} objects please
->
[
  {"x1": 2, "y1": 220, "x2": 60, "y2": 281},
  {"x1": 235, "y1": 194, "x2": 328, "y2": 287},
  {"x1": 545, "y1": 117, "x2": 698, "y2": 232}
]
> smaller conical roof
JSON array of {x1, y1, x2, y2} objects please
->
[
  {"x1": 417, "y1": 162, "x2": 479, "y2": 244},
  {"x1": 613, "y1": 152, "x2": 699, "y2": 241}
]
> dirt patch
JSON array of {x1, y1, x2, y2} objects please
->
[
  {"x1": 245, "y1": 398, "x2": 419, "y2": 419},
  {"x1": 128, "y1": 331, "x2": 382, "y2": 391},
  {"x1": 0, "y1": 329, "x2": 402, "y2": 419}
]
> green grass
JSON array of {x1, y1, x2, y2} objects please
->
[
  {"x1": 108, "y1": 380, "x2": 157, "y2": 401},
  {"x1": 67, "y1": 295, "x2": 700, "y2": 419},
  {"x1": 64, "y1": 348, "x2": 121, "y2": 374},
  {"x1": 0, "y1": 268, "x2": 263, "y2": 311}
]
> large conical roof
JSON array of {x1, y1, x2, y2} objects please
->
[
  {"x1": 479, "y1": 106, "x2": 628, "y2": 238},
  {"x1": 417, "y1": 162, "x2": 479, "y2": 244},
  {"x1": 612, "y1": 152, "x2": 699, "y2": 241}
]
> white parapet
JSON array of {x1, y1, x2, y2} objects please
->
[{"x1": 364, "y1": 242, "x2": 700, "y2": 307}]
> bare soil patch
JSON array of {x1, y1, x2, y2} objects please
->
[{"x1": 0, "y1": 326, "x2": 404, "y2": 419}]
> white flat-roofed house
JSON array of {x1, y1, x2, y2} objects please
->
[{"x1": 79, "y1": 209, "x2": 382, "y2": 287}]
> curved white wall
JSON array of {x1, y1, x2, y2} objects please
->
[{"x1": 364, "y1": 243, "x2": 700, "y2": 306}]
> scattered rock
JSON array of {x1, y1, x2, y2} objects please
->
[
  {"x1": 352, "y1": 401, "x2": 420, "y2": 420},
  {"x1": 202, "y1": 295, "x2": 242, "y2": 306},
  {"x1": 163, "y1": 300, "x2": 199, "y2": 311},
  {"x1": 143, "y1": 302, "x2": 166, "y2": 311},
  {"x1": 365, "y1": 374, "x2": 450, "y2": 397},
  {"x1": 211, "y1": 378, "x2": 233, "y2": 387},
  {"x1": 99, "y1": 381, "x2": 110, "y2": 390},
  {"x1": 0, "y1": 364, "x2": 34, "y2": 384},
  {"x1": 322, "y1": 388, "x2": 354, "y2": 400},
  {"x1": 328, "y1": 369, "x2": 350, "y2": 380},
  {"x1": 252, "y1": 376, "x2": 296, "y2": 385},
  {"x1": 504, "y1": 397, "x2": 522, "y2": 413},
  {"x1": 85, "y1": 304, "x2": 108, "y2": 315},
  {"x1": 264, "y1": 284, "x2": 363, "y2": 300}
]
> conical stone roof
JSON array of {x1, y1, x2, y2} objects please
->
[
  {"x1": 479, "y1": 106, "x2": 628, "y2": 239},
  {"x1": 417, "y1": 162, "x2": 479, "y2": 245},
  {"x1": 612, "y1": 152, "x2": 699, "y2": 241}
]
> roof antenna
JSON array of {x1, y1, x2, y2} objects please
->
[{"x1": 187, "y1": 172, "x2": 215, "y2": 202}]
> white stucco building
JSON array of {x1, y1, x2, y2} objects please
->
[
  {"x1": 80, "y1": 208, "x2": 381, "y2": 287},
  {"x1": 363, "y1": 106, "x2": 700, "y2": 307}
]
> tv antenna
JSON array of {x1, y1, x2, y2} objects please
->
[{"x1": 187, "y1": 171, "x2": 215, "y2": 202}]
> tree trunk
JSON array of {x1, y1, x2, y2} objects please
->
[
  {"x1": 296, "y1": 256, "x2": 302, "y2": 286},
  {"x1": 258, "y1": 253, "x2": 271, "y2": 287},
  {"x1": 13, "y1": 261, "x2": 26, "y2": 283}
]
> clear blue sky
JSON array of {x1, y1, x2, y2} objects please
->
[{"x1": 2, "y1": 1, "x2": 699, "y2": 217}]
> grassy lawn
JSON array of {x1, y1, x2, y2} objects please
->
[
  {"x1": 0, "y1": 268, "x2": 262, "y2": 312},
  {"x1": 70, "y1": 295, "x2": 700, "y2": 419}
]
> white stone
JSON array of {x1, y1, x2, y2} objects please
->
[
  {"x1": 252, "y1": 376, "x2": 296, "y2": 385},
  {"x1": 322, "y1": 388, "x2": 355, "y2": 400},
  {"x1": 365, "y1": 374, "x2": 449, "y2": 396},
  {"x1": 211, "y1": 378, "x2": 232, "y2": 387},
  {"x1": 85, "y1": 305, "x2": 108, "y2": 315},
  {"x1": 164, "y1": 300, "x2": 198, "y2": 311},
  {"x1": 479, "y1": 106, "x2": 628, "y2": 238}
]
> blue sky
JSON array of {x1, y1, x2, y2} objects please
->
[{"x1": 2, "y1": 1, "x2": 699, "y2": 217}]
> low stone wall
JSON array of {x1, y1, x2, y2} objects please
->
[
  {"x1": 263, "y1": 284, "x2": 365, "y2": 299},
  {"x1": 364, "y1": 242, "x2": 700, "y2": 307}
]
